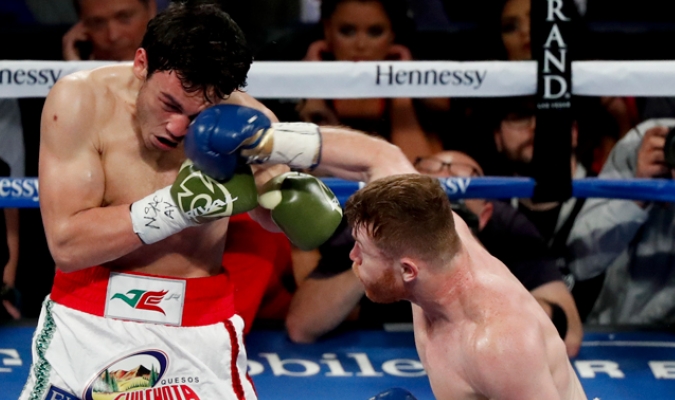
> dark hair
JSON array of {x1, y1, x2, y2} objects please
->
[
  {"x1": 345, "y1": 174, "x2": 460, "y2": 261},
  {"x1": 488, "y1": 96, "x2": 537, "y2": 130},
  {"x1": 141, "y1": 1, "x2": 252, "y2": 102},
  {"x1": 320, "y1": 0, "x2": 415, "y2": 47},
  {"x1": 72, "y1": 0, "x2": 151, "y2": 16}
]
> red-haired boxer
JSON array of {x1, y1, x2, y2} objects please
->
[{"x1": 346, "y1": 175, "x2": 587, "y2": 400}]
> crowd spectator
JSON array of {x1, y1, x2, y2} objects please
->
[
  {"x1": 567, "y1": 119, "x2": 675, "y2": 326},
  {"x1": 0, "y1": 99, "x2": 25, "y2": 179},
  {"x1": 286, "y1": 149, "x2": 583, "y2": 357},
  {"x1": 498, "y1": 0, "x2": 531, "y2": 61},
  {"x1": 62, "y1": 0, "x2": 157, "y2": 61},
  {"x1": 0, "y1": 99, "x2": 24, "y2": 322},
  {"x1": 296, "y1": 0, "x2": 444, "y2": 162},
  {"x1": 0, "y1": 157, "x2": 20, "y2": 322},
  {"x1": 482, "y1": 0, "x2": 637, "y2": 171},
  {"x1": 491, "y1": 96, "x2": 608, "y2": 320}
]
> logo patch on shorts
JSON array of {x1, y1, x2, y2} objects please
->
[
  {"x1": 81, "y1": 350, "x2": 199, "y2": 400},
  {"x1": 105, "y1": 273, "x2": 185, "y2": 325},
  {"x1": 46, "y1": 385, "x2": 80, "y2": 399}
]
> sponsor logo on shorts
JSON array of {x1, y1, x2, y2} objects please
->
[
  {"x1": 111, "y1": 290, "x2": 169, "y2": 315},
  {"x1": 105, "y1": 274, "x2": 185, "y2": 325},
  {"x1": 46, "y1": 385, "x2": 80, "y2": 400},
  {"x1": 82, "y1": 350, "x2": 202, "y2": 400}
]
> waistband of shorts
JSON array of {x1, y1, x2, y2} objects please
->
[{"x1": 50, "y1": 266, "x2": 235, "y2": 327}]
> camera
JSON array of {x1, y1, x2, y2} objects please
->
[{"x1": 664, "y1": 127, "x2": 675, "y2": 169}]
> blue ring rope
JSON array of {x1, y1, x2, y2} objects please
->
[{"x1": 2, "y1": 177, "x2": 675, "y2": 208}]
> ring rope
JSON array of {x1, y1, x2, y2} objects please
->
[
  {"x1": 3, "y1": 177, "x2": 675, "y2": 209},
  {"x1": 2, "y1": 60, "x2": 675, "y2": 98}
]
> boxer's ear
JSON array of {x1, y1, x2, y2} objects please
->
[
  {"x1": 133, "y1": 48, "x2": 148, "y2": 80},
  {"x1": 399, "y1": 258, "x2": 418, "y2": 283}
]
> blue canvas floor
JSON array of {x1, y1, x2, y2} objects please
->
[{"x1": 2, "y1": 322, "x2": 675, "y2": 399}]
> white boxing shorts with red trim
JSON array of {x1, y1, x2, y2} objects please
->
[{"x1": 20, "y1": 266, "x2": 257, "y2": 400}]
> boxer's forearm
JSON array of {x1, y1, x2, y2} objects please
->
[
  {"x1": 315, "y1": 127, "x2": 417, "y2": 183},
  {"x1": 46, "y1": 204, "x2": 144, "y2": 273},
  {"x1": 286, "y1": 269, "x2": 365, "y2": 343}
]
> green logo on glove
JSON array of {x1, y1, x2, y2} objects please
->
[{"x1": 171, "y1": 160, "x2": 257, "y2": 224}]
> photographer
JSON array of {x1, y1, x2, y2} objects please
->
[{"x1": 567, "y1": 118, "x2": 675, "y2": 326}]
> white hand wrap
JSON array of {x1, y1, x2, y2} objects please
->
[
  {"x1": 129, "y1": 186, "x2": 195, "y2": 244},
  {"x1": 241, "y1": 122, "x2": 322, "y2": 169}
]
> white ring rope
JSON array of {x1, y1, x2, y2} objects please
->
[{"x1": 2, "y1": 60, "x2": 675, "y2": 99}]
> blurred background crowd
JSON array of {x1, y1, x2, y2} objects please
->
[{"x1": 3, "y1": 0, "x2": 675, "y2": 358}]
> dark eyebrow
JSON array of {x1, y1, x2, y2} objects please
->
[
  {"x1": 161, "y1": 93, "x2": 201, "y2": 119},
  {"x1": 160, "y1": 93, "x2": 183, "y2": 111}
]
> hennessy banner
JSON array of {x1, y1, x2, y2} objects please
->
[
  {"x1": 531, "y1": 0, "x2": 576, "y2": 202},
  {"x1": 3, "y1": 60, "x2": 675, "y2": 98}
]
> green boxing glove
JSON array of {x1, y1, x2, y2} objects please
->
[
  {"x1": 258, "y1": 172, "x2": 343, "y2": 250},
  {"x1": 130, "y1": 160, "x2": 258, "y2": 244},
  {"x1": 171, "y1": 160, "x2": 258, "y2": 222}
]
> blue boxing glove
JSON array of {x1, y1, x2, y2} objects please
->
[
  {"x1": 185, "y1": 104, "x2": 322, "y2": 181},
  {"x1": 368, "y1": 388, "x2": 418, "y2": 400},
  {"x1": 184, "y1": 104, "x2": 272, "y2": 181}
]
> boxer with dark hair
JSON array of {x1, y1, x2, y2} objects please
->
[{"x1": 21, "y1": 3, "x2": 415, "y2": 399}]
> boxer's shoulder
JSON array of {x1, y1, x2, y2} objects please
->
[
  {"x1": 54, "y1": 64, "x2": 129, "y2": 102},
  {"x1": 49, "y1": 67, "x2": 130, "y2": 128}
]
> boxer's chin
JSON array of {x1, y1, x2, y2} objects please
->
[{"x1": 364, "y1": 269, "x2": 405, "y2": 304}]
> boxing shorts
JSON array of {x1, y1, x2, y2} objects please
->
[{"x1": 19, "y1": 266, "x2": 257, "y2": 400}]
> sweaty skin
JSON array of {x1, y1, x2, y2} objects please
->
[
  {"x1": 352, "y1": 216, "x2": 587, "y2": 400},
  {"x1": 40, "y1": 63, "x2": 262, "y2": 277},
  {"x1": 416, "y1": 220, "x2": 586, "y2": 399},
  {"x1": 39, "y1": 57, "x2": 414, "y2": 278}
]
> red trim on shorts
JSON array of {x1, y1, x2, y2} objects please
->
[
  {"x1": 50, "y1": 266, "x2": 235, "y2": 327},
  {"x1": 246, "y1": 374, "x2": 256, "y2": 397},
  {"x1": 224, "y1": 319, "x2": 246, "y2": 400}
]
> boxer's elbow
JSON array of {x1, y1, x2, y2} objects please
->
[
  {"x1": 47, "y1": 229, "x2": 92, "y2": 273},
  {"x1": 50, "y1": 244, "x2": 87, "y2": 273}
]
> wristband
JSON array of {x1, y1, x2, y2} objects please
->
[
  {"x1": 129, "y1": 186, "x2": 195, "y2": 244},
  {"x1": 241, "y1": 122, "x2": 322, "y2": 169}
]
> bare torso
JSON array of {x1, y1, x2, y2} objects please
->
[
  {"x1": 412, "y1": 224, "x2": 587, "y2": 399},
  {"x1": 42, "y1": 64, "x2": 268, "y2": 278}
]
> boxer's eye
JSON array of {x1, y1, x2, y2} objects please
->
[{"x1": 163, "y1": 102, "x2": 180, "y2": 113}]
